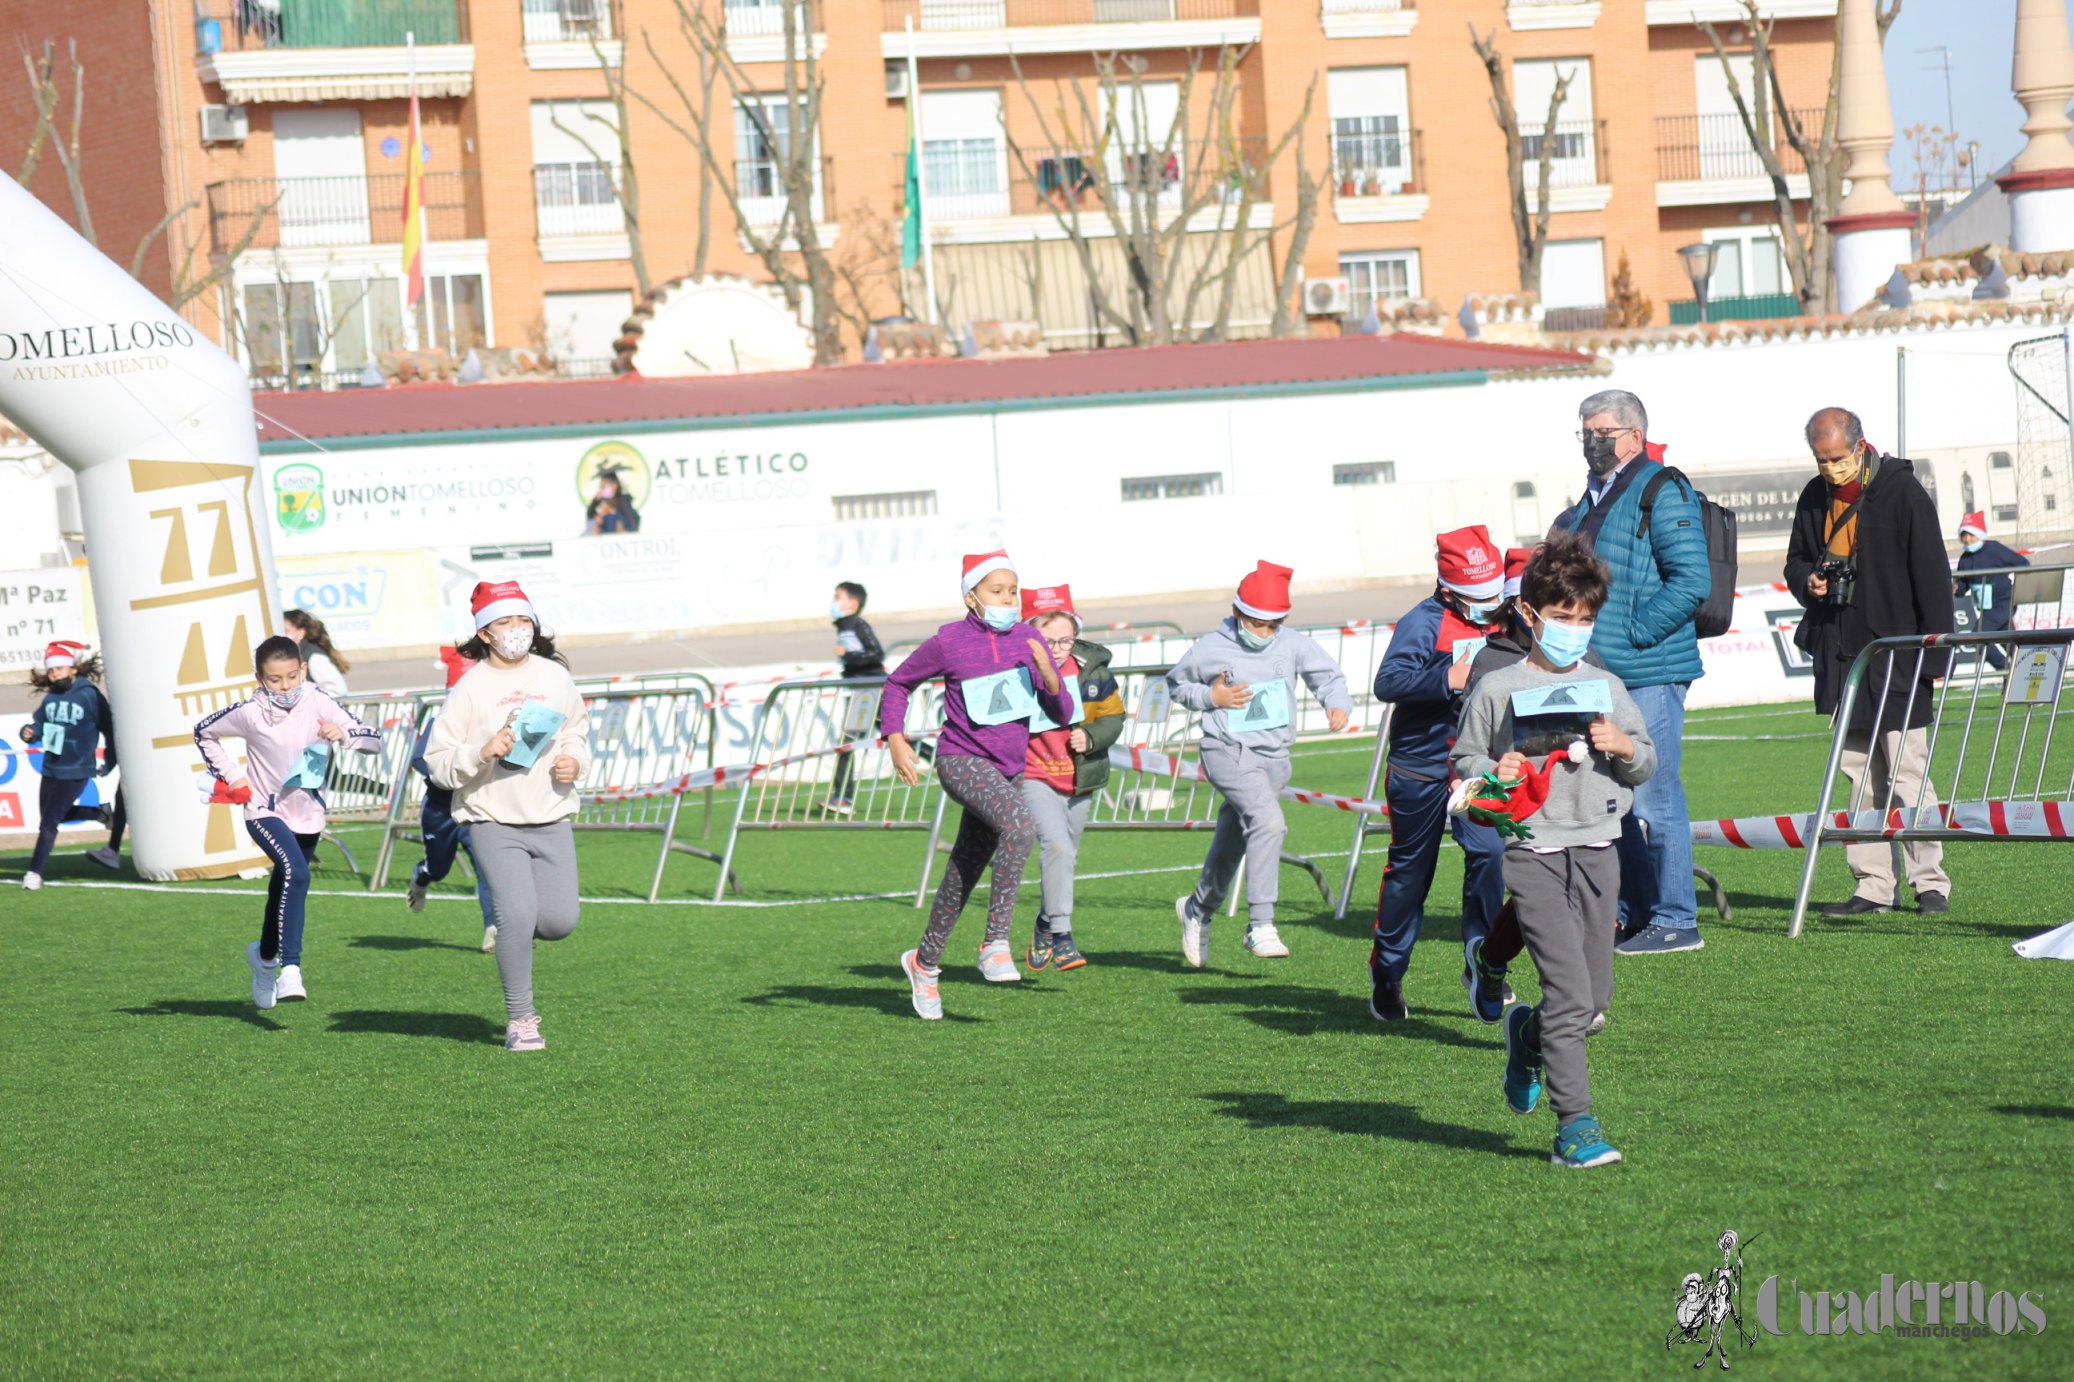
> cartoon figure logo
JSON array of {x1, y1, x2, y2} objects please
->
[{"x1": 1670, "y1": 1230, "x2": 1759, "y2": 1369}]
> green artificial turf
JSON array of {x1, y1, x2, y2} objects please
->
[{"x1": 3, "y1": 705, "x2": 2070, "y2": 1380}]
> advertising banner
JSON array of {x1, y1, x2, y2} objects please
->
[{"x1": 0, "y1": 567, "x2": 86, "y2": 670}]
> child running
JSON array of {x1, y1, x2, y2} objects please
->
[
  {"x1": 405, "y1": 647, "x2": 497, "y2": 952},
  {"x1": 1167, "y1": 561, "x2": 1352, "y2": 965},
  {"x1": 824, "y1": 580, "x2": 885, "y2": 815},
  {"x1": 423, "y1": 582, "x2": 591, "y2": 1052},
  {"x1": 883, "y1": 551, "x2": 1071, "y2": 1020},
  {"x1": 1451, "y1": 533, "x2": 1655, "y2": 1169},
  {"x1": 1019, "y1": 585, "x2": 1128, "y2": 972},
  {"x1": 19, "y1": 640, "x2": 118, "y2": 890},
  {"x1": 1367, "y1": 527, "x2": 1508, "y2": 1023},
  {"x1": 195, "y1": 635, "x2": 380, "y2": 1008}
]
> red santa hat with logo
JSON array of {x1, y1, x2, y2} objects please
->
[
  {"x1": 470, "y1": 580, "x2": 536, "y2": 630},
  {"x1": 961, "y1": 550, "x2": 1016, "y2": 595},
  {"x1": 1233, "y1": 561, "x2": 1294, "y2": 620},
  {"x1": 1502, "y1": 548, "x2": 1534, "y2": 601},
  {"x1": 1958, "y1": 511, "x2": 1987, "y2": 539},
  {"x1": 1021, "y1": 583, "x2": 1079, "y2": 628},
  {"x1": 1435, "y1": 526, "x2": 1504, "y2": 602},
  {"x1": 43, "y1": 639, "x2": 88, "y2": 670}
]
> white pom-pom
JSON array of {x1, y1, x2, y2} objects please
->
[{"x1": 1566, "y1": 739, "x2": 1589, "y2": 764}]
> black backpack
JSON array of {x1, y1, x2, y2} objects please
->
[{"x1": 1638, "y1": 466, "x2": 1738, "y2": 639}]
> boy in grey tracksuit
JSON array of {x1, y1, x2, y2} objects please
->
[
  {"x1": 1167, "y1": 561, "x2": 1353, "y2": 964},
  {"x1": 1451, "y1": 533, "x2": 1655, "y2": 1169}
]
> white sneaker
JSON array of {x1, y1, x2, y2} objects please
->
[
  {"x1": 246, "y1": 940, "x2": 278, "y2": 1010},
  {"x1": 406, "y1": 872, "x2": 428, "y2": 914},
  {"x1": 21, "y1": 871, "x2": 41, "y2": 891},
  {"x1": 1244, "y1": 923, "x2": 1291, "y2": 958},
  {"x1": 900, "y1": 948, "x2": 943, "y2": 1020},
  {"x1": 505, "y1": 1015, "x2": 545, "y2": 1051},
  {"x1": 275, "y1": 964, "x2": 307, "y2": 1002},
  {"x1": 481, "y1": 924, "x2": 497, "y2": 953},
  {"x1": 977, "y1": 942, "x2": 1020, "y2": 983},
  {"x1": 86, "y1": 847, "x2": 121, "y2": 871},
  {"x1": 1178, "y1": 895, "x2": 1210, "y2": 968}
]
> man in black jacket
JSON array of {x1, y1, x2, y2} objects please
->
[{"x1": 1784, "y1": 407, "x2": 1953, "y2": 917}]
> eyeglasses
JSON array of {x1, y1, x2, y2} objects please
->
[
  {"x1": 1043, "y1": 637, "x2": 1076, "y2": 652},
  {"x1": 1575, "y1": 426, "x2": 1635, "y2": 441}
]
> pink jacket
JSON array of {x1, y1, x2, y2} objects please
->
[{"x1": 194, "y1": 689, "x2": 378, "y2": 833}]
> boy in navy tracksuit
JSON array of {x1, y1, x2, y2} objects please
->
[
  {"x1": 1368, "y1": 527, "x2": 1508, "y2": 1024},
  {"x1": 1953, "y1": 511, "x2": 2028, "y2": 671}
]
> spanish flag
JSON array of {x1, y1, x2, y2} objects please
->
[{"x1": 401, "y1": 36, "x2": 425, "y2": 307}]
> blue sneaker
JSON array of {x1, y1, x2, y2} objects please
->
[
  {"x1": 1462, "y1": 938, "x2": 1508, "y2": 1025},
  {"x1": 1614, "y1": 924, "x2": 1704, "y2": 955},
  {"x1": 1552, "y1": 1115, "x2": 1623, "y2": 1169},
  {"x1": 1502, "y1": 1004, "x2": 1542, "y2": 1114}
]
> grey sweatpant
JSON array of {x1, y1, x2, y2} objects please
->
[
  {"x1": 1192, "y1": 741, "x2": 1292, "y2": 925},
  {"x1": 1020, "y1": 779, "x2": 1092, "y2": 931},
  {"x1": 471, "y1": 819, "x2": 582, "y2": 1021},
  {"x1": 1505, "y1": 844, "x2": 1617, "y2": 1123}
]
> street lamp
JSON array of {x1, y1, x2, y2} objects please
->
[{"x1": 1679, "y1": 241, "x2": 1721, "y2": 325}]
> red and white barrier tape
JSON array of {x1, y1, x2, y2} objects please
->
[
  {"x1": 1106, "y1": 743, "x2": 1389, "y2": 816},
  {"x1": 582, "y1": 731, "x2": 938, "y2": 805},
  {"x1": 1691, "y1": 800, "x2": 2072, "y2": 849}
]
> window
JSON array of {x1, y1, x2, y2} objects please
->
[
  {"x1": 919, "y1": 89, "x2": 1007, "y2": 219},
  {"x1": 544, "y1": 290, "x2": 633, "y2": 369},
  {"x1": 414, "y1": 274, "x2": 487, "y2": 360},
  {"x1": 532, "y1": 100, "x2": 623, "y2": 237},
  {"x1": 1340, "y1": 251, "x2": 1420, "y2": 321},
  {"x1": 1994, "y1": 504, "x2": 2020, "y2": 523},
  {"x1": 1513, "y1": 59, "x2": 1596, "y2": 185},
  {"x1": 1121, "y1": 472, "x2": 1223, "y2": 502},
  {"x1": 522, "y1": 0, "x2": 614, "y2": 43},
  {"x1": 239, "y1": 276, "x2": 404, "y2": 386},
  {"x1": 1333, "y1": 462, "x2": 1395, "y2": 486},
  {"x1": 1991, "y1": 451, "x2": 2014, "y2": 470},
  {"x1": 1540, "y1": 238, "x2": 1607, "y2": 309},
  {"x1": 832, "y1": 491, "x2": 938, "y2": 521},
  {"x1": 735, "y1": 97, "x2": 822, "y2": 225},
  {"x1": 1699, "y1": 226, "x2": 1787, "y2": 298},
  {"x1": 1326, "y1": 67, "x2": 1411, "y2": 193}
]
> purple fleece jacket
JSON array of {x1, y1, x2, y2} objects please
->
[{"x1": 879, "y1": 609, "x2": 1071, "y2": 776}]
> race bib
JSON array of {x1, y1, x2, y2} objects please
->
[
  {"x1": 284, "y1": 742, "x2": 330, "y2": 791},
  {"x1": 40, "y1": 722, "x2": 66, "y2": 757},
  {"x1": 1970, "y1": 580, "x2": 1994, "y2": 612},
  {"x1": 962, "y1": 666, "x2": 1038, "y2": 727},
  {"x1": 1509, "y1": 680, "x2": 1612, "y2": 755},
  {"x1": 1030, "y1": 674, "x2": 1084, "y2": 733},
  {"x1": 503, "y1": 701, "x2": 568, "y2": 769},
  {"x1": 1231, "y1": 677, "x2": 1291, "y2": 733},
  {"x1": 1451, "y1": 636, "x2": 1488, "y2": 666}
]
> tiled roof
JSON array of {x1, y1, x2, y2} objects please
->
[{"x1": 1547, "y1": 297, "x2": 2074, "y2": 354}]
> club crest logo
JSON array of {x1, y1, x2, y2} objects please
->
[{"x1": 273, "y1": 462, "x2": 325, "y2": 535}]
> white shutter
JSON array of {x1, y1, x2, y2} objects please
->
[
  {"x1": 531, "y1": 100, "x2": 620, "y2": 166},
  {"x1": 1513, "y1": 58, "x2": 1591, "y2": 130},
  {"x1": 1540, "y1": 238, "x2": 1607, "y2": 309},
  {"x1": 1693, "y1": 52, "x2": 1758, "y2": 117},
  {"x1": 919, "y1": 88, "x2": 1002, "y2": 140},
  {"x1": 543, "y1": 290, "x2": 633, "y2": 360},
  {"x1": 1326, "y1": 67, "x2": 1407, "y2": 121}
]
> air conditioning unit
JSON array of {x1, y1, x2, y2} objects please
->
[
  {"x1": 885, "y1": 62, "x2": 909, "y2": 100},
  {"x1": 1303, "y1": 276, "x2": 1352, "y2": 317},
  {"x1": 199, "y1": 104, "x2": 248, "y2": 144}
]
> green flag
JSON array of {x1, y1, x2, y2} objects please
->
[{"x1": 902, "y1": 134, "x2": 922, "y2": 270}]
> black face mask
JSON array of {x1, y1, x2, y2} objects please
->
[{"x1": 1582, "y1": 433, "x2": 1622, "y2": 477}]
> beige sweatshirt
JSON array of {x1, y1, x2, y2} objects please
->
[{"x1": 424, "y1": 656, "x2": 591, "y2": 825}]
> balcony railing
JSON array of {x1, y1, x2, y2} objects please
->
[
  {"x1": 520, "y1": 0, "x2": 620, "y2": 43},
  {"x1": 1655, "y1": 110, "x2": 1821, "y2": 182},
  {"x1": 882, "y1": 0, "x2": 1257, "y2": 31},
  {"x1": 1668, "y1": 291, "x2": 1802, "y2": 324},
  {"x1": 1330, "y1": 127, "x2": 1424, "y2": 197},
  {"x1": 193, "y1": 0, "x2": 467, "y2": 52},
  {"x1": 726, "y1": 0, "x2": 826, "y2": 35},
  {"x1": 734, "y1": 155, "x2": 834, "y2": 227},
  {"x1": 534, "y1": 162, "x2": 625, "y2": 236},
  {"x1": 1322, "y1": 0, "x2": 1410, "y2": 12},
  {"x1": 895, "y1": 137, "x2": 1268, "y2": 222},
  {"x1": 206, "y1": 171, "x2": 483, "y2": 254},
  {"x1": 1520, "y1": 117, "x2": 1608, "y2": 187}
]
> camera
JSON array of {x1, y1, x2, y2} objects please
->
[{"x1": 1813, "y1": 557, "x2": 1855, "y2": 607}]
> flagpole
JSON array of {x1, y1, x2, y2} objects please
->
[{"x1": 905, "y1": 18, "x2": 936, "y2": 326}]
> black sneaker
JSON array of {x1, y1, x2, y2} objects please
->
[
  {"x1": 1050, "y1": 932, "x2": 1087, "y2": 970},
  {"x1": 1819, "y1": 896, "x2": 1892, "y2": 918},
  {"x1": 1614, "y1": 924, "x2": 1705, "y2": 955},
  {"x1": 1461, "y1": 938, "x2": 1507, "y2": 1025},
  {"x1": 1369, "y1": 963, "x2": 1407, "y2": 1022},
  {"x1": 1916, "y1": 890, "x2": 1950, "y2": 915},
  {"x1": 1026, "y1": 920, "x2": 1055, "y2": 971}
]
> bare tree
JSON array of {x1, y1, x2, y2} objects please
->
[
  {"x1": 1470, "y1": 27, "x2": 1573, "y2": 297},
  {"x1": 828, "y1": 202, "x2": 908, "y2": 340},
  {"x1": 550, "y1": 30, "x2": 653, "y2": 299},
  {"x1": 1002, "y1": 46, "x2": 1319, "y2": 345},
  {"x1": 637, "y1": 0, "x2": 843, "y2": 364},
  {"x1": 1696, "y1": 0, "x2": 1901, "y2": 313},
  {"x1": 15, "y1": 37, "x2": 265, "y2": 311}
]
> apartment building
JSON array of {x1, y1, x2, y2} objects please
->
[{"x1": 0, "y1": 1, "x2": 1839, "y2": 383}]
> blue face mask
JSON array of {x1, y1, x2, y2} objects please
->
[
  {"x1": 1463, "y1": 600, "x2": 1500, "y2": 624},
  {"x1": 1236, "y1": 628, "x2": 1274, "y2": 653},
  {"x1": 829, "y1": 602, "x2": 848, "y2": 621},
  {"x1": 1962, "y1": 540, "x2": 1983, "y2": 554},
  {"x1": 979, "y1": 603, "x2": 1019, "y2": 633},
  {"x1": 1531, "y1": 611, "x2": 1594, "y2": 669}
]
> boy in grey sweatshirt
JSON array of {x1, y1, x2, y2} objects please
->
[
  {"x1": 1167, "y1": 561, "x2": 1353, "y2": 964},
  {"x1": 1451, "y1": 534, "x2": 1655, "y2": 1170}
]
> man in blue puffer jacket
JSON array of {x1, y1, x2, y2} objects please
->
[{"x1": 1550, "y1": 389, "x2": 1711, "y2": 955}]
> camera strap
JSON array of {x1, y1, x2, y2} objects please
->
[{"x1": 1822, "y1": 493, "x2": 1865, "y2": 559}]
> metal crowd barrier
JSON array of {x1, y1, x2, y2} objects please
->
[
  {"x1": 322, "y1": 690, "x2": 431, "y2": 875},
  {"x1": 1787, "y1": 627, "x2": 2074, "y2": 937}
]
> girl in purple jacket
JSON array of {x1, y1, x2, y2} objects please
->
[{"x1": 883, "y1": 550, "x2": 1070, "y2": 1020}]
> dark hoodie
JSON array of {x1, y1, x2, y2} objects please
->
[{"x1": 1783, "y1": 453, "x2": 1953, "y2": 730}]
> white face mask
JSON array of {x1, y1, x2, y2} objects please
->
[{"x1": 489, "y1": 626, "x2": 534, "y2": 662}]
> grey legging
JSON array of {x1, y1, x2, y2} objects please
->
[
  {"x1": 470, "y1": 820, "x2": 581, "y2": 1021},
  {"x1": 918, "y1": 753, "x2": 1035, "y2": 968}
]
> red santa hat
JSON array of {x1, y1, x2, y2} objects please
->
[
  {"x1": 960, "y1": 550, "x2": 1016, "y2": 595},
  {"x1": 1435, "y1": 526, "x2": 1504, "y2": 601},
  {"x1": 1958, "y1": 511, "x2": 1987, "y2": 538},
  {"x1": 43, "y1": 639, "x2": 88, "y2": 669},
  {"x1": 1233, "y1": 561, "x2": 1294, "y2": 621},
  {"x1": 1502, "y1": 548, "x2": 1534, "y2": 601},
  {"x1": 470, "y1": 580, "x2": 535, "y2": 631},
  {"x1": 1021, "y1": 583, "x2": 1079, "y2": 628}
]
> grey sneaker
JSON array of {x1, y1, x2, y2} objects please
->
[
  {"x1": 1614, "y1": 924, "x2": 1704, "y2": 955},
  {"x1": 901, "y1": 948, "x2": 943, "y2": 1020},
  {"x1": 505, "y1": 1015, "x2": 545, "y2": 1052},
  {"x1": 977, "y1": 942, "x2": 1020, "y2": 983}
]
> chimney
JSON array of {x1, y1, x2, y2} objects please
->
[
  {"x1": 1827, "y1": 0, "x2": 1915, "y2": 312},
  {"x1": 1998, "y1": 0, "x2": 2074, "y2": 251}
]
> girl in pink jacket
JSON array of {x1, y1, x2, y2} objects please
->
[{"x1": 196, "y1": 635, "x2": 378, "y2": 1010}]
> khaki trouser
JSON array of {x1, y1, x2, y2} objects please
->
[{"x1": 1839, "y1": 726, "x2": 1952, "y2": 905}]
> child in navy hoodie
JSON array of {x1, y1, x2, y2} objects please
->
[{"x1": 19, "y1": 640, "x2": 116, "y2": 890}]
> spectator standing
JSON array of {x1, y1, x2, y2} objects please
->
[{"x1": 284, "y1": 609, "x2": 350, "y2": 696}]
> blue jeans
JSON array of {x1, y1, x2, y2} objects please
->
[
  {"x1": 417, "y1": 783, "x2": 496, "y2": 929},
  {"x1": 1617, "y1": 681, "x2": 1697, "y2": 931}
]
